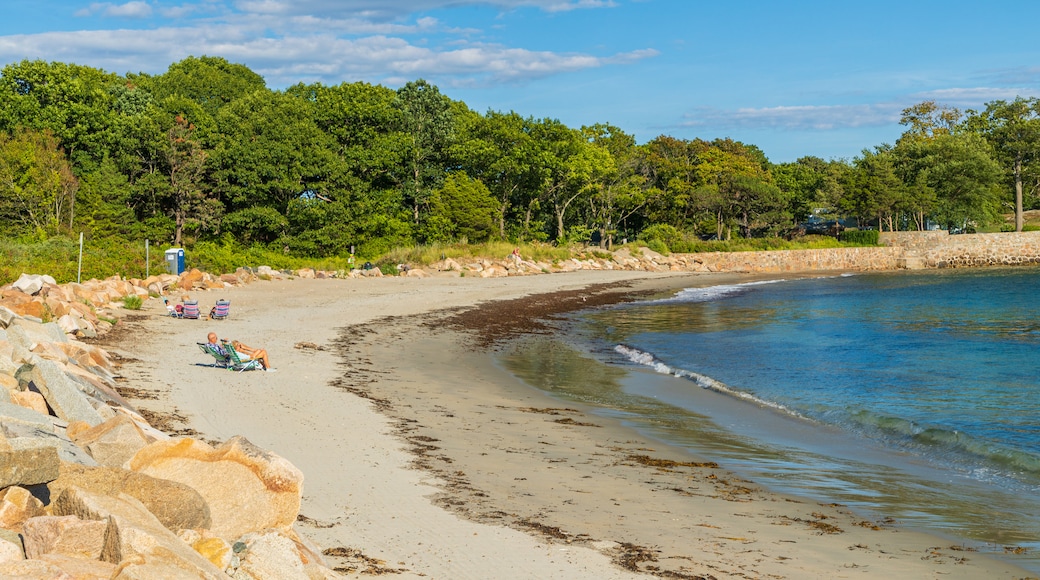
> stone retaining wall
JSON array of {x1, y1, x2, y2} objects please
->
[{"x1": 673, "y1": 231, "x2": 1040, "y2": 274}]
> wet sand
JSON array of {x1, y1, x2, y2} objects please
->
[{"x1": 98, "y1": 271, "x2": 1034, "y2": 579}]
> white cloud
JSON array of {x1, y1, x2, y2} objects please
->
[
  {"x1": 77, "y1": 1, "x2": 154, "y2": 18},
  {"x1": 680, "y1": 103, "x2": 906, "y2": 131},
  {"x1": 0, "y1": 20, "x2": 655, "y2": 88},
  {"x1": 222, "y1": 0, "x2": 616, "y2": 21},
  {"x1": 678, "y1": 86, "x2": 1040, "y2": 133},
  {"x1": 913, "y1": 87, "x2": 1034, "y2": 108}
]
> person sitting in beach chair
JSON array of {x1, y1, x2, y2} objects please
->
[
  {"x1": 209, "y1": 299, "x2": 231, "y2": 320},
  {"x1": 198, "y1": 341, "x2": 263, "y2": 372},
  {"x1": 205, "y1": 332, "x2": 273, "y2": 371},
  {"x1": 181, "y1": 299, "x2": 201, "y2": 319},
  {"x1": 163, "y1": 297, "x2": 180, "y2": 317}
]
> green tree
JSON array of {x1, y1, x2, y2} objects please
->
[
  {"x1": 452, "y1": 110, "x2": 544, "y2": 240},
  {"x1": 581, "y1": 123, "x2": 655, "y2": 248},
  {"x1": 393, "y1": 79, "x2": 455, "y2": 225},
  {"x1": 426, "y1": 172, "x2": 498, "y2": 243},
  {"x1": 965, "y1": 98, "x2": 1040, "y2": 231},
  {"x1": 0, "y1": 128, "x2": 79, "y2": 236},
  {"x1": 0, "y1": 60, "x2": 124, "y2": 173},
  {"x1": 166, "y1": 115, "x2": 210, "y2": 245},
  {"x1": 144, "y1": 56, "x2": 266, "y2": 118},
  {"x1": 210, "y1": 90, "x2": 341, "y2": 216},
  {"x1": 907, "y1": 133, "x2": 1002, "y2": 230},
  {"x1": 840, "y1": 147, "x2": 906, "y2": 231}
]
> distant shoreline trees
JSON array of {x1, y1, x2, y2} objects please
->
[{"x1": 1, "y1": 57, "x2": 1038, "y2": 259}]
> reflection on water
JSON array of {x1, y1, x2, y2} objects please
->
[{"x1": 499, "y1": 335, "x2": 1040, "y2": 560}]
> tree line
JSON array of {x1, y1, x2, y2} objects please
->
[{"x1": 1, "y1": 56, "x2": 1039, "y2": 259}]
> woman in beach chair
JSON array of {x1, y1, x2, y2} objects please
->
[{"x1": 204, "y1": 332, "x2": 273, "y2": 371}]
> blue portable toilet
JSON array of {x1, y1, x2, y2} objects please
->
[{"x1": 164, "y1": 248, "x2": 185, "y2": 275}]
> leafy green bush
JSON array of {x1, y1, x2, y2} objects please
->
[
  {"x1": 122, "y1": 295, "x2": 143, "y2": 310},
  {"x1": 646, "y1": 238, "x2": 670, "y2": 255},
  {"x1": 839, "y1": 229, "x2": 879, "y2": 245}
]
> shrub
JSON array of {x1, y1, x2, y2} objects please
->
[
  {"x1": 646, "y1": 238, "x2": 670, "y2": 255},
  {"x1": 122, "y1": 295, "x2": 143, "y2": 310},
  {"x1": 839, "y1": 229, "x2": 879, "y2": 245}
]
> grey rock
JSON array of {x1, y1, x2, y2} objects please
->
[
  {"x1": 0, "y1": 308, "x2": 15, "y2": 330},
  {"x1": 18, "y1": 359, "x2": 105, "y2": 426}
]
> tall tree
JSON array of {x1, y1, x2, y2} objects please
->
[
  {"x1": 965, "y1": 98, "x2": 1040, "y2": 231},
  {"x1": 145, "y1": 56, "x2": 266, "y2": 117},
  {"x1": 0, "y1": 129, "x2": 79, "y2": 236},
  {"x1": 165, "y1": 116, "x2": 208, "y2": 245},
  {"x1": 393, "y1": 79, "x2": 454, "y2": 225},
  {"x1": 581, "y1": 123, "x2": 654, "y2": 248},
  {"x1": 840, "y1": 147, "x2": 906, "y2": 231},
  {"x1": 452, "y1": 110, "x2": 543, "y2": 240}
]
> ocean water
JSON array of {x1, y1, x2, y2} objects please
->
[{"x1": 499, "y1": 267, "x2": 1040, "y2": 570}]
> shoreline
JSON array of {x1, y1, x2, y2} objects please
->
[{"x1": 99, "y1": 271, "x2": 1034, "y2": 578}]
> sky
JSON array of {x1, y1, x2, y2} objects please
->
[{"x1": 2, "y1": 0, "x2": 1040, "y2": 163}]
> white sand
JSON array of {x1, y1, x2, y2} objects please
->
[{"x1": 103, "y1": 271, "x2": 1033, "y2": 579}]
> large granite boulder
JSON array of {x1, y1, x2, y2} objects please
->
[
  {"x1": 15, "y1": 359, "x2": 110, "y2": 426},
  {"x1": 0, "y1": 486, "x2": 45, "y2": 531},
  {"x1": 52, "y1": 486, "x2": 225, "y2": 578},
  {"x1": 128, "y1": 436, "x2": 303, "y2": 540},
  {"x1": 66, "y1": 414, "x2": 163, "y2": 469},
  {"x1": 22, "y1": 514, "x2": 107, "y2": 560},
  {"x1": 47, "y1": 463, "x2": 211, "y2": 533},
  {"x1": 0, "y1": 429, "x2": 61, "y2": 489}
]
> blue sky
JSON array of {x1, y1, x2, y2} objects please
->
[{"x1": 2, "y1": 0, "x2": 1040, "y2": 163}]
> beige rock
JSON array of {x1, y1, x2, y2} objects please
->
[
  {"x1": 22, "y1": 515, "x2": 107, "y2": 560},
  {"x1": 0, "y1": 528, "x2": 24, "y2": 563},
  {"x1": 178, "y1": 529, "x2": 233, "y2": 571},
  {"x1": 0, "y1": 558, "x2": 72, "y2": 578},
  {"x1": 48, "y1": 463, "x2": 211, "y2": 533},
  {"x1": 128, "y1": 436, "x2": 303, "y2": 540},
  {"x1": 39, "y1": 553, "x2": 118, "y2": 579},
  {"x1": 66, "y1": 414, "x2": 159, "y2": 468},
  {"x1": 0, "y1": 486, "x2": 45, "y2": 531},
  {"x1": 179, "y1": 269, "x2": 205, "y2": 291},
  {"x1": 52, "y1": 486, "x2": 224, "y2": 578},
  {"x1": 10, "y1": 391, "x2": 49, "y2": 416},
  {"x1": 229, "y1": 530, "x2": 309, "y2": 580},
  {"x1": 296, "y1": 268, "x2": 315, "y2": 279},
  {"x1": 0, "y1": 373, "x2": 18, "y2": 392}
]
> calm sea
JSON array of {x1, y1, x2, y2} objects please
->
[{"x1": 499, "y1": 267, "x2": 1040, "y2": 571}]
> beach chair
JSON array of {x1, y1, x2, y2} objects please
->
[
  {"x1": 223, "y1": 341, "x2": 265, "y2": 372},
  {"x1": 210, "y1": 299, "x2": 230, "y2": 320},
  {"x1": 197, "y1": 342, "x2": 262, "y2": 372},
  {"x1": 181, "y1": 300, "x2": 201, "y2": 319}
]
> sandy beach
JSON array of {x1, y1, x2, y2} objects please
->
[{"x1": 97, "y1": 270, "x2": 1035, "y2": 579}]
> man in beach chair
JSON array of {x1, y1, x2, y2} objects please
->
[
  {"x1": 204, "y1": 332, "x2": 274, "y2": 371},
  {"x1": 209, "y1": 299, "x2": 231, "y2": 320},
  {"x1": 198, "y1": 341, "x2": 263, "y2": 372}
]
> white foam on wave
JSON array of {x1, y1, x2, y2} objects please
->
[
  {"x1": 614, "y1": 344, "x2": 803, "y2": 418},
  {"x1": 655, "y1": 279, "x2": 785, "y2": 305}
]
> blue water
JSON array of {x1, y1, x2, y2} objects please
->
[{"x1": 500, "y1": 267, "x2": 1040, "y2": 570}]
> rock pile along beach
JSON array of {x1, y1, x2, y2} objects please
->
[{"x1": 0, "y1": 257, "x2": 1033, "y2": 578}]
